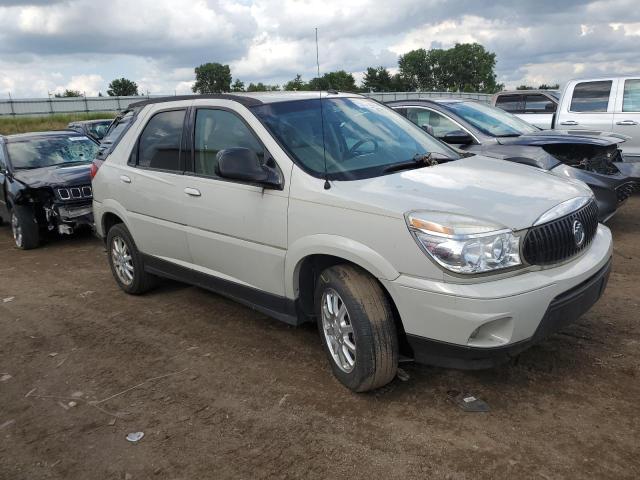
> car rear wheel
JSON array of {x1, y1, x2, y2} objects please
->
[
  {"x1": 106, "y1": 223, "x2": 158, "y2": 294},
  {"x1": 315, "y1": 264, "x2": 399, "y2": 392},
  {"x1": 11, "y1": 207, "x2": 40, "y2": 250}
]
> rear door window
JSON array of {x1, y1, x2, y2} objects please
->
[
  {"x1": 495, "y1": 95, "x2": 523, "y2": 113},
  {"x1": 137, "y1": 109, "x2": 185, "y2": 171},
  {"x1": 622, "y1": 79, "x2": 640, "y2": 112},
  {"x1": 570, "y1": 81, "x2": 612, "y2": 112},
  {"x1": 525, "y1": 94, "x2": 556, "y2": 113}
]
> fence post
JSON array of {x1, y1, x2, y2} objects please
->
[
  {"x1": 116, "y1": 96, "x2": 122, "y2": 111},
  {"x1": 84, "y1": 93, "x2": 89, "y2": 113},
  {"x1": 49, "y1": 97, "x2": 54, "y2": 115}
]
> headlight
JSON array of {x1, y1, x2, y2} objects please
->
[{"x1": 405, "y1": 211, "x2": 522, "y2": 274}]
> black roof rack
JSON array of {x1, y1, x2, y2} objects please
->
[{"x1": 129, "y1": 94, "x2": 263, "y2": 109}]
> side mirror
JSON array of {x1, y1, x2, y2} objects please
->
[
  {"x1": 217, "y1": 148, "x2": 283, "y2": 189},
  {"x1": 440, "y1": 130, "x2": 474, "y2": 145},
  {"x1": 420, "y1": 124, "x2": 434, "y2": 136}
]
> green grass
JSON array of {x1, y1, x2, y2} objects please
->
[{"x1": 0, "y1": 112, "x2": 118, "y2": 135}]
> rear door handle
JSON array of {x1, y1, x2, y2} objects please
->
[
  {"x1": 120, "y1": 175, "x2": 131, "y2": 184},
  {"x1": 184, "y1": 187, "x2": 201, "y2": 197},
  {"x1": 616, "y1": 120, "x2": 639, "y2": 126},
  {"x1": 560, "y1": 120, "x2": 579, "y2": 126}
]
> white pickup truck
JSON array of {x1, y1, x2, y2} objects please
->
[{"x1": 554, "y1": 76, "x2": 640, "y2": 161}]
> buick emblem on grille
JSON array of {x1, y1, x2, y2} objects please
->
[{"x1": 573, "y1": 220, "x2": 585, "y2": 247}]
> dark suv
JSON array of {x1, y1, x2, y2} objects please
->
[{"x1": 0, "y1": 131, "x2": 99, "y2": 249}]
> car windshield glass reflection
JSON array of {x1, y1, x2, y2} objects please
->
[
  {"x1": 445, "y1": 101, "x2": 539, "y2": 137},
  {"x1": 8, "y1": 137, "x2": 98, "y2": 169},
  {"x1": 252, "y1": 97, "x2": 458, "y2": 179}
]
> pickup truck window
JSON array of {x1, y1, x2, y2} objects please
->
[
  {"x1": 570, "y1": 81, "x2": 612, "y2": 112},
  {"x1": 138, "y1": 110, "x2": 185, "y2": 171},
  {"x1": 622, "y1": 79, "x2": 640, "y2": 112}
]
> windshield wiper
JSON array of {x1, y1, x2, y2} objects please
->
[{"x1": 383, "y1": 152, "x2": 444, "y2": 174}]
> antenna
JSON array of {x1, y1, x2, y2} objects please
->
[{"x1": 316, "y1": 27, "x2": 331, "y2": 190}]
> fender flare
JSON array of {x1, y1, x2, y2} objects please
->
[{"x1": 285, "y1": 234, "x2": 400, "y2": 298}]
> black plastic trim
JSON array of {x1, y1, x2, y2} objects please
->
[
  {"x1": 405, "y1": 257, "x2": 612, "y2": 369},
  {"x1": 141, "y1": 253, "x2": 302, "y2": 326},
  {"x1": 129, "y1": 94, "x2": 263, "y2": 109}
]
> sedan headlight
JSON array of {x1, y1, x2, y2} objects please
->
[{"x1": 405, "y1": 211, "x2": 522, "y2": 274}]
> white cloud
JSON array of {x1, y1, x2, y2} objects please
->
[{"x1": 0, "y1": 0, "x2": 640, "y2": 97}]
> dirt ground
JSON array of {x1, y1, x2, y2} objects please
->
[{"x1": 1, "y1": 199, "x2": 639, "y2": 480}]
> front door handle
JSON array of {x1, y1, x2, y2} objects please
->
[
  {"x1": 616, "y1": 120, "x2": 639, "y2": 126},
  {"x1": 120, "y1": 175, "x2": 131, "y2": 184},
  {"x1": 184, "y1": 187, "x2": 201, "y2": 197},
  {"x1": 560, "y1": 120, "x2": 579, "y2": 126}
]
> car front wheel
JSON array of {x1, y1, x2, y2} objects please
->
[
  {"x1": 11, "y1": 207, "x2": 40, "y2": 250},
  {"x1": 315, "y1": 264, "x2": 399, "y2": 392}
]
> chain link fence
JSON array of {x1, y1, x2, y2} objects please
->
[{"x1": 0, "y1": 91, "x2": 492, "y2": 116}]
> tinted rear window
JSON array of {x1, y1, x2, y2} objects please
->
[
  {"x1": 570, "y1": 81, "x2": 612, "y2": 112},
  {"x1": 495, "y1": 95, "x2": 522, "y2": 113},
  {"x1": 623, "y1": 79, "x2": 640, "y2": 112}
]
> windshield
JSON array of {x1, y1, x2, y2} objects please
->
[
  {"x1": 252, "y1": 97, "x2": 458, "y2": 180},
  {"x1": 88, "y1": 121, "x2": 112, "y2": 140},
  {"x1": 444, "y1": 101, "x2": 539, "y2": 137},
  {"x1": 7, "y1": 136, "x2": 98, "y2": 170}
]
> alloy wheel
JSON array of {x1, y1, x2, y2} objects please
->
[
  {"x1": 321, "y1": 288, "x2": 356, "y2": 373},
  {"x1": 11, "y1": 212, "x2": 23, "y2": 248},
  {"x1": 111, "y1": 236, "x2": 134, "y2": 285}
]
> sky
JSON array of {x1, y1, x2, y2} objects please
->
[{"x1": 0, "y1": 0, "x2": 639, "y2": 98}]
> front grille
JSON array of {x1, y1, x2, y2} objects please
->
[
  {"x1": 57, "y1": 185, "x2": 92, "y2": 201},
  {"x1": 522, "y1": 200, "x2": 599, "y2": 265}
]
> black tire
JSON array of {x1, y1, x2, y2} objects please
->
[
  {"x1": 106, "y1": 223, "x2": 158, "y2": 294},
  {"x1": 315, "y1": 264, "x2": 399, "y2": 392},
  {"x1": 10, "y1": 206, "x2": 40, "y2": 250}
]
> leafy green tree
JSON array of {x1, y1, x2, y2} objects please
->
[
  {"x1": 308, "y1": 70, "x2": 357, "y2": 92},
  {"x1": 398, "y1": 43, "x2": 502, "y2": 93},
  {"x1": 516, "y1": 85, "x2": 534, "y2": 90},
  {"x1": 107, "y1": 77, "x2": 139, "y2": 96},
  {"x1": 230, "y1": 79, "x2": 245, "y2": 92},
  {"x1": 361, "y1": 67, "x2": 394, "y2": 92},
  {"x1": 192, "y1": 63, "x2": 232, "y2": 94},
  {"x1": 538, "y1": 83, "x2": 560, "y2": 90},
  {"x1": 246, "y1": 82, "x2": 280, "y2": 92},
  {"x1": 54, "y1": 89, "x2": 82, "y2": 98},
  {"x1": 283, "y1": 74, "x2": 307, "y2": 91}
]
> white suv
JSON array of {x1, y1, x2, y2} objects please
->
[{"x1": 91, "y1": 92, "x2": 613, "y2": 392}]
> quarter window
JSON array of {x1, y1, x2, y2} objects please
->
[
  {"x1": 405, "y1": 108, "x2": 460, "y2": 138},
  {"x1": 622, "y1": 79, "x2": 640, "y2": 112},
  {"x1": 570, "y1": 81, "x2": 612, "y2": 112},
  {"x1": 525, "y1": 94, "x2": 555, "y2": 113},
  {"x1": 495, "y1": 95, "x2": 523, "y2": 113},
  {"x1": 193, "y1": 109, "x2": 264, "y2": 176},
  {"x1": 138, "y1": 110, "x2": 185, "y2": 171}
]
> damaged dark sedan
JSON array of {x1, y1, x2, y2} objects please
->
[
  {"x1": 388, "y1": 99, "x2": 640, "y2": 222},
  {"x1": 0, "y1": 131, "x2": 98, "y2": 249}
]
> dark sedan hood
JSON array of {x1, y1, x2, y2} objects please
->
[
  {"x1": 496, "y1": 130, "x2": 626, "y2": 147},
  {"x1": 12, "y1": 163, "x2": 92, "y2": 188}
]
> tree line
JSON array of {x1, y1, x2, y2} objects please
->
[{"x1": 53, "y1": 43, "x2": 560, "y2": 98}]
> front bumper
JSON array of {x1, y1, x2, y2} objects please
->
[{"x1": 381, "y1": 224, "x2": 613, "y2": 369}]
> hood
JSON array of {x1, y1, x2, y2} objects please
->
[
  {"x1": 330, "y1": 156, "x2": 593, "y2": 231},
  {"x1": 12, "y1": 163, "x2": 92, "y2": 189},
  {"x1": 496, "y1": 130, "x2": 626, "y2": 147}
]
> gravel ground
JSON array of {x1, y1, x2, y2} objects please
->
[{"x1": 1, "y1": 198, "x2": 639, "y2": 479}]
